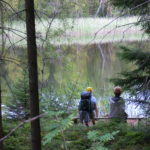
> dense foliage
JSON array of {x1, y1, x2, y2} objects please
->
[
  {"x1": 6, "y1": 70, "x2": 30, "y2": 120},
  {"x1": 5, "y1": 0, "x2": 114, "y2": 18},
  {"x1": 1, "y1": 0, "x2": 150, "y2": 150},
  {"x1": 111, "y1": 46, "x2": 150, "y2": 116},
  {"x1": 109, "y1": 0, "x2": 150, "y2": 117},
  {"x1": 43, "y1": 120, "x2": 150, "y2": 150},
  {"x1": 2, "y1": 119, "x2": 150, "y2": 150},
  {"x1": 110, "y1": 0, "x2": 150, "y2": 34}
]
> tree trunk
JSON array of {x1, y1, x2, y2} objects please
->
[
  {"x1": 0, "y1": 1, "x2": 4, "y2": 149},
  {"x1": 0, "y1": 78, "x2": 3, "y2": 150},
  {"x1": 0, "y1": 79, "x2": 3, "y2": 150},
  {"x1": 25, "y1": 0, "x2": 41, "y2": 150}
]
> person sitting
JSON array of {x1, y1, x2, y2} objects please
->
[{"x1": 109, "y1": 86, "x2": 128, "y2": 122}]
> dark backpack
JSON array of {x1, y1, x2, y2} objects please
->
[{"x1": 80, "y1": 91, "x2": 92, "y2": 113}]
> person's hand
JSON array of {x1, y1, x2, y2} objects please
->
[
  {"x1": 96, "y1": 113, "x2": 99, "y2": 118},
  {"x1": 105, "y1": 114, "x2": 109, "y2": 118}
]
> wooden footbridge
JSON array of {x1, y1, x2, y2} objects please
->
[{"x1": 73, "y1": 117, "x2": 149, "y2": 126}]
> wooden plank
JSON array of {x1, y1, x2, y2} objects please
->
[{"x1": 73, "y1": 117, "x2": 149, "y2": 125}]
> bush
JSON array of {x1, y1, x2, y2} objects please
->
[{"x1": 3, "y1": 119, "x2": 31, "y2": 150}]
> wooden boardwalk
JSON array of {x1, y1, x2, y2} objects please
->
[{"x1": 73, "y1": 117, "x2": 149, "y2": 126}]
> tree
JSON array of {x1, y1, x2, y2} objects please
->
[
  {"x1": 111, "y1": 46, "x2": 150, "y2": 116},
  {"x1": 7, "y1": 70, "x2": 30, "y2": 120},
  {"x1": 0, "y1": 0, "x2": 5, "y2": 149},
  {"x1": 0, "y1": 77, "x2": 3, "y2": 150},
  {"x1": 110, "y1": 0, "x2": 150, "y2": 34},
  {"x1": 25, "y1": 0, "x2": 41, "y2": 150},
  {"x1": 109, "y1": 0, "x2": 150, "y2": 117}
]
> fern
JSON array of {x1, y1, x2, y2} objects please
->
[
  {"x1": 87, "y1": 130, "x2": 119, "y2": 150},
  {"x1": 87, "y1": 131, "x2": 99, "y2": 142},
  {"x1": 42, "y1": 111, "x2": 74, "y2": 145},
  {"x1": 98, "y1": 131, "x2": 119, "y2": 143}
]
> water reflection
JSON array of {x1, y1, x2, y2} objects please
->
[
  {"x1": 4, "y1": 41, "x2": 150, "y2": 117},
  {"x1": 32, "y1": 41, "x2": 150, "y2": 118},
  {"x1": 44, "y1": 42, "x2": 123, "y2": 95}
]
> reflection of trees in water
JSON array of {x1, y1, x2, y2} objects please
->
[
  {"x1": 39, "y1": 42, "x2": 126, "y2": 92},
  {"x1": 9, "y1": 44, "x2": 117, "y2": 95},
  {"x1": 85, "y1": 43, "x2": 114, "y2": 95},
  {"x1": 7, "y1": 42, "x2": 150, "y2": 97},
  {"x1": 98, "y1": 43, "x2": 113, "y2": 75},
  {"x1": 86, "y1": 44, "x2": 101, "y2": 84},
  {"x1": 40, "y1": 46, "x2": 65, "y2": 89},
  {"x1": 98, "y1": 43, "x2": 113, "y2": 95}
]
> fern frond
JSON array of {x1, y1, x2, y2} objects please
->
[{"x1": 43, "y1": 113, "x2": 74, "y2": 145}]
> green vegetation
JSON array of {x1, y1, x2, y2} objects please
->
[
  {"x1": 111, "y1": 46, "x2": 150, "y2": 116},
  {"x1": 6, "y1": 17, "x2": 148, "y2": 46},
  {"x1": 110, "y1": 0, "x2": 150, "y2": 34},
  {"x1": 6, "y1": 70, "x2": 29, "y2": 120},
  {"x1": 3, "y1": 118, "x2": 150, "y2": 150},
  {"x1": 3, "y1": 119, "x2": 30, "y2": 150},
  {"x1": 1, "y1": 0, "x2": 150, "y2": 150},
  {"x1": 42, "y1": 121, "x2": 150, "y2": 150}
]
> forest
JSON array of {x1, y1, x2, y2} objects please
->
[{"x1": 0, "y1": 0, "x2": 150, "y2": 150}]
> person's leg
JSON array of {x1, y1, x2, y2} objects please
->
[
  {"x1": 80, "y1": 111, "x2": 89, "y2": 126},
  {"x1": 85, "y1": 122, "x2": 89, "y2": 127},
  {"x1": 84, "y1": 111, "x2": 90, "y2": 127},
  {"x1": 89, "y1": 111, "x2": 95, "y2": 125},
  {"x1": 79, "y1": 111, "x2": 84, "y2": 124},
  {"x1": 92, "y1": 111, "x2": 96, "y2": 125}
]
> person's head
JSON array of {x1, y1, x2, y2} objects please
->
[
  {"x1": 86, "y1": 87, "x2": 93, "y2": 93},
  {"x1": 113, "y1": 86, "x2": 122, "y2": 96}
]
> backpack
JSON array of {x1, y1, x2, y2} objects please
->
[{"x1": 80, "y1": 91, "x2": 92, "y2": 113}]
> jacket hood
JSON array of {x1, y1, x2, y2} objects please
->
[{"x1": 111, "y1": 96, "x2": 121, "y2": 102}]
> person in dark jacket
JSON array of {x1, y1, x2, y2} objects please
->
[
  {"x1": 78, "y1": 91, "x2": 91, "y2": 126},
  {"x1": 109, "y1": 87, "x2": 128, "y2": 121},
  {"x1": 78, "y1": 87, "x2": 98, "y2": 126},
  {"x1": 86, "y1": 87, "x2": 98, "y2": 125}
]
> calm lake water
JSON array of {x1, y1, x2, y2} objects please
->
[
  {"x1": 3, "y1": 41, "x2": 150, "y2": 117},
  {"x1": 39, "y1": 41, "x2": 149, "y2": 117}
]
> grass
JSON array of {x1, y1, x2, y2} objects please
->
[{"x1": 4, "y1": 17, "x2": 149, "y2": 46}]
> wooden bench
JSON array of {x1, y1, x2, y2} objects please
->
[{"x1": 73, "y1": 117, "x2": 148, "y2": 126}]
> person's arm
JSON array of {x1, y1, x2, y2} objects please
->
[
  {"x1": 95, "y1": 104, "x2": 98, "y2": 118},
  {"x1": 93, "y1": 96, "x2": 98, "y2": 117},
  {"x1": 78, "y1": 100, "x2": 81, "y2": 112},
  {"x1": 121, "y1": 98, "x2": 128, "y2": 118},
  {"x1": 121, "y1": 98, "x2": 125, "y2": 111}
]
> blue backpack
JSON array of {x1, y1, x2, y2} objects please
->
[{"x1": 80, "y1": 91, "x2": 92, "y2": 113}]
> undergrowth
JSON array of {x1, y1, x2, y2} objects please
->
[{"x1": 43, "y1": 120, "x2": 150, "y2": 150}]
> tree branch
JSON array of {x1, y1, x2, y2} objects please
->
[
  {"x1": 88, "y1": 0, "x2": 150, "y2": 45},
  {"x1": 0, "y1": 113, "x2": 45, "y2": 143},
  {"x1": 1, "y1": 0, "x2": 25, "y2": 21}
]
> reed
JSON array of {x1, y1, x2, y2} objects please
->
[{"x1": 4, "y1": 17, "x2": 148, "y2": 46}]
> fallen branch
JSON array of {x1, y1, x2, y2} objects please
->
[{"x1": 0, "y1": 113, "x2": 46, "y2": 143}]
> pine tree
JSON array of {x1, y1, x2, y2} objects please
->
[
  {"x1": 7, "y1": 70, "x2": 30, "y2": 120},
  {"x1": 111, "y1": 46, "x2": 150, "y2": 116},
  {"x1": 109, "y1": 0, "x2": 150, "y2": 116}
]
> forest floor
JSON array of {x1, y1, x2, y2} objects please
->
[{"x1": 44, "y1": 119, "x2": 150, "y2": 150}]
